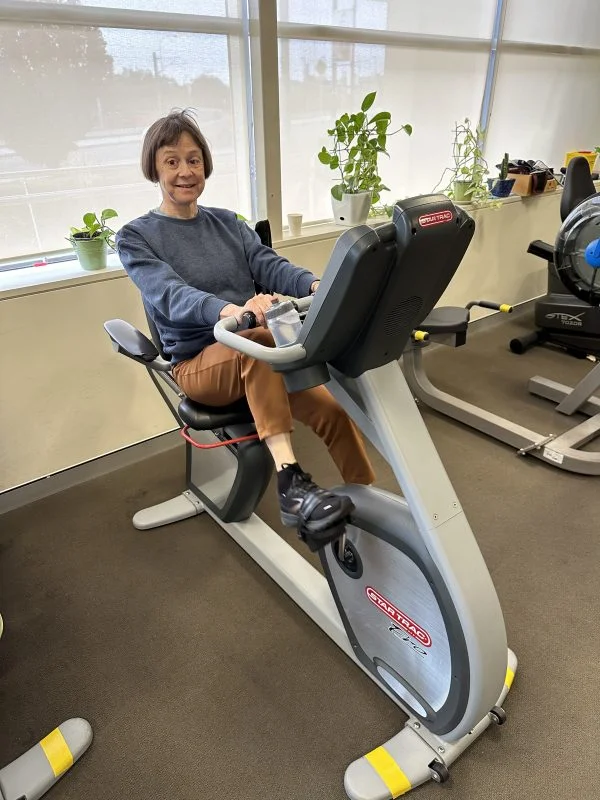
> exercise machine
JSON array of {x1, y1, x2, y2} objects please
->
[
  {"x1": 0, "y1": 613, "x2": 92, "y2": 800},
  {"x1": 510, "y1": 155, "x2": 599, "y2": 356},
  {"x1": 104, "y1": 195, "x2": 516, "y2": 799},
  {"x1": 404, "y1": 193, "x2": 600, "y2": 475}
]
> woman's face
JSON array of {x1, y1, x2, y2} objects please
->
[{"x1": 155, "y1": 131, "x2": 206, "y2": 217}]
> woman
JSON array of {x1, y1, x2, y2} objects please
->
[{"x1": 116, "y1": 109, "x2": 375, "y2": 550}]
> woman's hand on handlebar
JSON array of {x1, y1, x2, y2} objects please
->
[
  {"x1": 219, "y1": 303, "x2": 244, "y2": 324},
  {"x1": 242, "y1": 294, "x2": 278, "y2": 327},
  {"x1": 219, "y1": 294, "x2": 277, "y2": 328}
]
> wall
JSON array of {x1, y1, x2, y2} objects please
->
[{"x1": 0, "y1": 192, "x2": 563, "y2": 492}]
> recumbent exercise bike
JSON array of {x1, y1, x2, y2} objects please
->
[{"x1": 104, "y1": 195, "x2": 517, "y2": 799}]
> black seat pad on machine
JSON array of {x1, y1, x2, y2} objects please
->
[
  {"x1": 560, "y1": 156, "x2": 596, "y2": 222},
  {"x1": 178, "y1": 396, "x2": 254, "y2": 430},
  {"x1": 419, "y1": 307, "x2": 469, "y2": 335}
]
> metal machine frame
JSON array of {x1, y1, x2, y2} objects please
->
[
  {"x1": 404, "y1": 323, "x2": 600, "y2": 475},
  {"x1": 0, "y1": 610, "x2": 91, "y2": 800}
]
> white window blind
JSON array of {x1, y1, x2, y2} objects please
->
[
  {"x1": 484, "y1": 0, "x2": 600, "y2": 173},
  {"x1": 277, "y1": 0, "x2": 496, "y2": 222},
  {"x1": 13, "y1": 0, "x2": 232, "y2": 17},
  {"x1": 503, "y1": 0, "x2": 600, "y2": 49},
  {"x1": 280, "y1": 0, "x2": 495, "y2": 38},
  {"x1": 0, "y1": 2, "x2": 251, "y2": 263},
  {"x1": 484, "y1": 51, "x2": 600, "y2": 172}
]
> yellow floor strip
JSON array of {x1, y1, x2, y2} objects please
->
[
  {"x1": 366, "y1": 746, "x2": 412, "y2": 797},
  {"x1": 40, "y1": 728, "x2": 74, "y2": 777},
  {"x1": 505, "y1": 666, "x2": 515, "y2": 690}
]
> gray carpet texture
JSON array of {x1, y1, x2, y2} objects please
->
[{"x1": 0, "y1": 310, "x2": 598, "y2": 800}]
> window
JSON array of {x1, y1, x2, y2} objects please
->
[
  {"x1": 484, "y1": 0, "x2": 600, "y2": 171},
  {"x1": 484, "y1": 52, "x2": 600, "y2": 172},
  {"x1": 0, "y1": 2, "x2": 252, "y2": 265},
  {"x1": 13, "y1": 0, "x2": 231, "y2": 11},
  {"x1": 278, "y1": 41, "x2": 489, "y2": 221},
  {"x1": 2, "y1": 0, "x2": 600, "y2": 270},
  {"x1": 280, "y1": 0, "x2": 495, "y2": 38},
  {"x1": 277, "y1": 0, "x2": 496, "y2": 221},
  {"x1": 502, "y1": 0, "x2": 600, "y2": 49}
]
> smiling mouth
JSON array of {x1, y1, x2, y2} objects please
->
[{"x1": 176, "y1": 184, "x2": 196, "y2": 189}]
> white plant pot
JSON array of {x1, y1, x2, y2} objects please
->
[{"x1": 331, "y1": 191, "x2": 372, "y2": 227}]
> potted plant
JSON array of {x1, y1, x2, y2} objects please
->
[
  {"x1": 318, "y1": 92, "x2": 412, "y2": 226},
  {"x1": 489, "y1": 153, "x2": 516, "y2": 198},
  {"x1": 434, "y1": 119, "x2": 492, "y2": 207},
  {"x1": 68, "y1": 209, "x2": 118, "y2": 271}
]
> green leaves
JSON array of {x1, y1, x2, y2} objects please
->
[
  {"x1": 370, "y1": 111, "x2": 390, "y2": 123},
  {"x1": 433, "y1": 118, "x2": 495, "y2": 208},
  {"x1": 318, "y1": 91, "x2": 413, "y2": 208},
  {"x1": 68, "y1": 208, "x2": 119, "y2": 249},
  {"x1": 361, "y1": 91, "x2": 376, "y2": 112}
]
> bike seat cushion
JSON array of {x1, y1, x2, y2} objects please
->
[
  {"x1": 178, "y1": 397, "x2": 255, "y2": 430},
  {"x1": 418, "y1": 307, "x2": 469, "y2": 334}
]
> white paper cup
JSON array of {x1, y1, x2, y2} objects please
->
[{"x1": 287, "y1": 213, "x2": 303, "y2": 236}]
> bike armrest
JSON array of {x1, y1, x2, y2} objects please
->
[{"x1": 103, "y1": 319, "x2": 171, "y2": 371}]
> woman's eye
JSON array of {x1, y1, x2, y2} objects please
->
[{"x1": 167, "y1": 159, "x2": 177, "y2": 167}]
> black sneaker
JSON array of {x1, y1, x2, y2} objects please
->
[{"x1": 279, "y1": 467, "x2": 354, "y2": 534}]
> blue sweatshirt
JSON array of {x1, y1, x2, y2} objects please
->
[{"x1": 116, "y1": 206, "x2": 317, "y2": 363}]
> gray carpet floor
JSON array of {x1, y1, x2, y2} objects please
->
[{"x1": 1, "y1": 310, "x2": 598, "y2": 800}]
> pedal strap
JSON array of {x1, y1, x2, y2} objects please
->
[{"x1": 297, "y1": 488, "x2": 333, "y2": 526}]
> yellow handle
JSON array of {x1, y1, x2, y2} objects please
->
[
  {"x1": 499, "y1": 304, "x2": 513, "y2": 313},
  {"x1": 413, "y1": 330, "x2": 429, "y2": 341}
]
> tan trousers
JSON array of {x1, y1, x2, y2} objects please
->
[{"x1": 172, "y1": 327, "x2": 375, "y2": 485}]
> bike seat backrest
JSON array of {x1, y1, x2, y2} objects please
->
[
  {"x1": 561, "y1": 157, "x2": 596, "y2": 221},
  {"x1": 143, "y1": 305, "x2": 168, "y2": 361},
  {"x1": 254, "y1": 219, "x2": 272, "y2": 248},
  {"x1": 297, "y1": 196, "x2": 475, "y2": 379}
]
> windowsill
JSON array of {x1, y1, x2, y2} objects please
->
[
  {"x1": 0, "y1": 252, "x2": 125, "y2": 300},
  {"x1": 273, "y1": 215, "x2": 390, "y2": 248},
  {"x1": 273, "y1": 192, "x2": 525, "y2": 246},
  {"x1": 0, "y1": 185, "x2": 585, "y2": 301}
]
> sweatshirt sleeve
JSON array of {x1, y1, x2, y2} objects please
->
[
  {"x1": 238, "y1": 221, "x2": 317, "y2": 297},
  {"x1": 116, "y1": 225, "x2": 228, "y2": 327}
]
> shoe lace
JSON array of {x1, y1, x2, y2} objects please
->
[{"x1": 291, "y1": 469, "x2": 319, "y2": 496}]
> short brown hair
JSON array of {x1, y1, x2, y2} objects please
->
[{"x1": 141, "y1": 108, "x2": 213, "y2": 183}]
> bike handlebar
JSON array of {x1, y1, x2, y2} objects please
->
[{"x1": 213, "y1": 295, "x2": 314, "y2": 365}]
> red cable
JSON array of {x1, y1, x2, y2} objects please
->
[{"x1": 180, "y1": 424, "x2": 259, "y2": 449}]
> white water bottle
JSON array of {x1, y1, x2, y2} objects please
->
[{"x1": 265, "y1": 300, "x2": 302, "y2": 347}]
